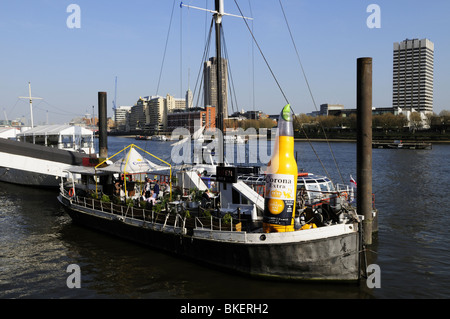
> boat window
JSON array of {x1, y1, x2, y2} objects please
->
[
  {"x1": 328, "y1": 182, "x2": 335, "y2": 191},
  {"x1": 320, "y1": 183, "x2": 328, "y2": 192},
  {"x1": 81, "y1": 135, "x2": 92, "y2": 147},
  {"x1": 306, "y1": 183, "x2": 321, "y2": 200},
  {"x1": 34, "y1": 135, "x2": 46, "y2": 145},
  {"x1": 62, "y1": 135, "x2": 74, "y2": 148},
  {"x1": 47, "y1": 136, "x2": 59, "y2": 147}
]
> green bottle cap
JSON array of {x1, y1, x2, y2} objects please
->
[{"x1": 281, "y1": 104, "x2": 291, "y2": 121}]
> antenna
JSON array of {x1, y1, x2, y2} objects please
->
[
  {"x1": 18, "y1": 82, "x2": 42, "y2": 128},
  {"x1": 3, "y1": 108, "x2": 7, "y2": 122},
  {"x1": 113, "y1": 76, "x2": 117, "y2": 111}
]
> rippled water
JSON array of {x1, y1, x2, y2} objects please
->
[{"x1": 1, "y1": 137, "x2": 449, "y2": 299}]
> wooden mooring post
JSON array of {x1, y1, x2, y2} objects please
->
[{"x1": 357, "y1": 57, "x2": 374, "y2": 245}]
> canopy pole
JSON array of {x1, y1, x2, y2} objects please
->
[{"x1": 122, "y1": 144, "x2": 134, "y2": 198}]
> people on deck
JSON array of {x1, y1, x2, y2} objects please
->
[
  {"x1": 201, "y1": 189, "x2": 212, "y2": 208},
  {"x1": 114, "y1": 181, "x2": 125, "y2": 202},
  {"x1": 153, "y1": 181, "x2": 160, "y2": 199},
  {"x1": 144, "y1": 190, "x2": 156, "y2": 205},
  {"x1": 143, "y1": 177, "x2": 151, "y2": 194}
]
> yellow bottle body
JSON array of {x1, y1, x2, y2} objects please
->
[{"x1": 263, "y1": 135, "x2": 298, "y2": 233}]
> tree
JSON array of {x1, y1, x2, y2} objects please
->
[
  {"x1": 316, "y1": 115, "x2": 340, "y2": 129},
  {"x1": 409, "y1": 112, "x2": 422, "y2": 132},
  {"x1": 293, "y1": 114, "x2": 314, "y2": 131},
  {"x1": 439, "y1": 110, "x2": 450, "y2": 117}
]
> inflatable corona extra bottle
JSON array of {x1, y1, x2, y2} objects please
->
[{"x1": 263, "y1": 104, "x2": 298, "y2": 233}]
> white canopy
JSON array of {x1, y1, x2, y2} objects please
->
[
  {"x1": 97, "y1": 147, "x2": 168, "y2": 174},
  {"x1": 17, "y1": 124, "x2": 93, "y2": 137}
]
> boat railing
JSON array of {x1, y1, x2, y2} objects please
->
[
  {"x1": 194, "y1": 215, "x2": 241, "y2": 232},
  {"x1": 334, "y1": 183, "x2": 376, "y2": 209},
  {"x1": 64, "y1": 192, "x2": 242, "y2": 232}
]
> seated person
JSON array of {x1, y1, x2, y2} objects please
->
[
  {"x1": 114, "y1": 181, "x2": 125, "y2": 201},
  {"x1": 202, "y1": 189, "x2": 211, "y2": 199},
  {"x1": 143, "y1": 190, "x2": 156, "y2": 205},
  {"x1": 201, "y1": 189, "x2": 212, "y2": 208}
]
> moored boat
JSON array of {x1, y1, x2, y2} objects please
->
[
  {"x1": 0, "y1": 124, "x2": 97, "y2": 187},
  {"x1": 57, "y1": 0, "x2": 368, "y2": 282},
  {"x1": 58, "y1": 189, "x2": 361, "y2": 281},
  {"x1": 372, "y1": 140, "x2": 432, "y2": 149},
  {"x1": 57, "y1": 144, "x2": 362, "y2": 281},
  {"x1": 151, "y1": 135, "x2": 167, "y2": 141}
]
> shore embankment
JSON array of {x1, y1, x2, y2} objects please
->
[{"x1": 107, "y1": 130, "x2": 450, "y2": 144}]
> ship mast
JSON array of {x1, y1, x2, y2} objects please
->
[
  {"x1": 214, "y1": 0, "x2": 224, "y2": 166},
  {"x1": 180, "y1": 0, "x2": 252, "y2": 165},
  {"x1": 19, "y1": 82, "x2": 42, "y2": 128}
]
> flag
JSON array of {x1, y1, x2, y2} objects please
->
[{"x1": 350, "y1": 175, "x2": 357, "y2": 187}]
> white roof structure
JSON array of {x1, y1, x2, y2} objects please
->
[
  {"x1": 17, "y1": 124, "x2": 93, "y2": 137},
  {"x1": 0, "y1": 127, "x2": 19, "y2": 139},
  {"x1": 98, "y1": 147, "x2": 168, "y2": 174}
]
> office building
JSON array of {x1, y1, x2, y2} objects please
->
[
  {"x1": 167, "y1": 106, "x2": 216, "y2": 134},
  {"x1": 185, "y1": 89, "x2": 193, "y2": 109},
  {"x1": 114, "y1": 106, "x2": 131, "y2": 125},
  {"x1": 204, "y1": 57, "x2": 228, "y2": 119},
  {"x1": 129, "y1": 97, "x2": 149, "y2": 130},
  {"x1": 320, "y1": 104, "x2": 345, "y2": 116},
  {"x1": 393, "y1": 38, "x2": 434, "y2": 113},
  {"x1": 146, "y1": 94, "x2": 185, "y2": 133}
]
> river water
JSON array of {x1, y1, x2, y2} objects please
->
[{"x1": 1, "y1": 136, "x2": 449, "y2": 299}]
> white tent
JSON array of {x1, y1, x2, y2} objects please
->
[
  {"x1": 0, "y1": 127, "x2": 19, "y2": 139},
  {"x1": 94, "y1": 144, "x2": 172, "y2": 199},
  {"x1": 97, "y1": 147, "x2": 168, "y2": 174}
]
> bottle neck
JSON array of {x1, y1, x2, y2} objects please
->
[{"x1": 274, "y1": 136, "x2": 294, "y2": 156}]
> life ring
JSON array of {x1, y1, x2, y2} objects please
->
[
  {"x1": 340, "y1": 191, "x2": 348, "y2": 200},
  {"x1": 69, "y1": 188, "x2": 75, "y2": 197}
]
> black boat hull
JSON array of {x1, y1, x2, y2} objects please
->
[{"x1": 59, "y1": 195, "x2": 361, "y2": 282}]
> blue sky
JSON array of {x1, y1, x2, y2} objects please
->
[{"x1": 0, "y1": 0, "x2": 449, "y2": 125}]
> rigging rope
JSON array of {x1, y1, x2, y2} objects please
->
[
  {"x1": 233, "y1": 0, "x2": 290, "y2": 106},
  {"x1": 221, "y1": 26, "x2": 239, "y2": 117},
  {"x1": 156, "y1": 0, "x2": 176, "y2": 96},
  {"x1": 180, "y1": 3, "x2": 183, "y2": 99},
  {"x1": 193, "y1": 19, "x2": 214, "y2": 108},
  {"x1": 247, "y1": 0, "x2": 256, "y2": 113},
  {"x1": 278, "y1": 0, "x2": 345, "y2": 185},
  {"x1": 232, "y1": 0, "x2": 332, "y2": 181}
]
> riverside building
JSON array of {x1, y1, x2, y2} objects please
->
[
  {"x1": 204, "y1": 57, "x2": 228, "y2": 119},
  {"x1": 393, "y1": 38, "x2": 434, "y2": 114}
]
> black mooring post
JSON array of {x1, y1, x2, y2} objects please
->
[
  {"x1": 98, "y1": 91, "x2": 108, "y2": 159},
  {"x1": 357, "y1": 57, "x2": 373, "y2": 246}
]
